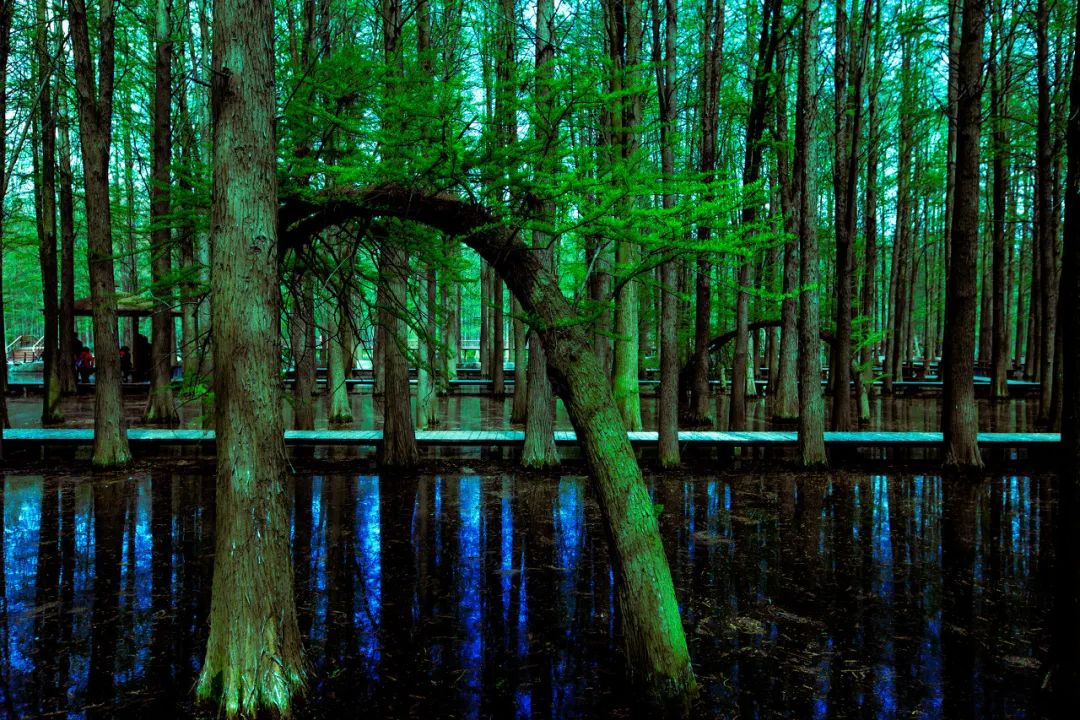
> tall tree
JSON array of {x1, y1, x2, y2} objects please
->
[
  {"x1": 522, "y1": 0, "x2": 560, "y2": 469},
  {"x1": 34, "y1": 0, "x2": 63, "y2": 424},
  {"x1": 1035, "y1": 0, "x2": 1057, "y2": 424},
  {"x1": 69, "y1": 0, "x2": 131, "y2": 466},
  {"x1": 689, "y1": 0, "x2": 724, "y2": 425},
  {"x1": 145, "y1": 0, "x2": 179, "y2": 424},
  {"x1": 653, "y1": 0, "x2": 679, "y2": 467},
  {"x1": 0, "y1": 0, "x2": 10, "y2": 437},
  {"x1": 797, "y1": 0, "x2": 826, "y2": 465},
  {"x1": 773, "y1": 27, "x2": 800, "y2": 422},
  {"x1": 195, "y1": 0, "x2": 304, "y2": 713},
  {"x1": 989, "y1": 0, "x2": 1010, "y2": 400},
  {"x1": 942, "y1": 0, "x2": 985, "y2": 469}
]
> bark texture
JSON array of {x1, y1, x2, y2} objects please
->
[{"x1": 195, "y1": 0, "x2": 305, "y2": 713}]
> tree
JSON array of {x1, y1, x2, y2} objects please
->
[
  {"x1": 797, "y1": 0, "x2": 826, "y2": 466},
  {"x1": 34, "y1": 0, "x2": 62, "y2": 424},
  {"x1": 195, "y1": 0, "x2": 304, "y2": 714},
  {"x1": 69, "y1": 0, "x2": 131, "y2": 466},
  {"x1": 0, "y1": 0, "x2": 10, "y2": 441},
  {"x1": 942, "y1": 0, "x2": 986, "y2": 469},
  {"x1": 653, "y1": 0, "x2": 679, "y2": 467},
  {"x1": 144, "y1": 0, "x2": 179, "y2": 424}
]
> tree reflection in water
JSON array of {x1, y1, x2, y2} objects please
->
[{"x1": 0, "y1": 469, "x2": 1061, "y2": 718}]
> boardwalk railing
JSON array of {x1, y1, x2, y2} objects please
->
[{"x1": 0, "y1": 428, "x2": 1060, "y2": 452}]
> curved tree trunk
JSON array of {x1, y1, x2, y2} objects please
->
[
  {"x1": 942, "y1": 0, "x2": 985, "y2": 469},
  {"x1": 196, "y1": 0, "x2": 304, "y2": 712},
  {"x1": 69, "y1": 0, "x2": 130, "y2": 467},
  {"x1": 144, "y1": 0, "x2": 178, "y2": 425}
]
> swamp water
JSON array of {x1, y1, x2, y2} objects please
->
[{"x1": 0, "y1": 469, "x2": 1057, "y2": 718}]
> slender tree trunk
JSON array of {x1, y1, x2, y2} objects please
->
[
  {"x1": 942, "y1": 0, "x2": 985, "y2": 469},
  {"x1": 34, "y1": 0, "x2": 63, "y2": 424},
  {"x1": 989, "y1": 8, "x2": 1009, "y2": 400},
  {"x1": 327, "y1": 300, "x2": 353, "y2": 424},
  {"x1": 797, "y1": 0, "x2": 826, "y2": 465},
  {"x1": 510, "y1": 298, "x2": 528, "y2": 421},
  {"x1": 291, "y1": 273, "x2": 317, "y2": 429},
  {"x1": 195, "y1": 0, "x2": 304, "y2": 711},
  {"x1": 830, "y1": 0, "x2": 853, "y2": 430},
  {"x1": 69, "y1": 0, "x2": 130, "y2": 466},
  {"x1": 56, "y1": 49, "x2": 77, "y2": 396},
  {"x1": 652, "y1": 0, "x2": 679, "y2": 467},
  {"x1": 145, "y1": 0, "x2": 178, "y2": 424},
  {"x1": 0, "y1": 0, "x2": 10, "y2": 435},
  {"x1": 689, "y1": 0, "x2": 724, "y2": 425},
  {"x1": 442, "y1": 236, "x2": 460, "y2": 386},
  {"x1": 858, "y1": 0, "x2": 881, "y2": 423},
  {"x1": 774, "y1": 30, "x2": 800, "y2": 422}
]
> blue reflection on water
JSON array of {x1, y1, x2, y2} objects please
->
[
  {"x1": 457, "y1": 475, "x2": 482, "y2": 720},
  {"x1": 553, "y1": 478, "x2": 584, "y2": 716},
  {"x1": 356, "y1": 476, "x2": 381, "y2": 666},
  {"x1": 3, "y1": 477, "x2": 42, "y2": 686},
  {"x1": 501, "y1": 477, "x2": 513, "y2": 630},
  {"x1": 309, "y1": 476, "x2": 327, "y2": 645}
]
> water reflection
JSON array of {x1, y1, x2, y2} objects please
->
[{"x1": 0, "y1": 470, "x2": 1060, "y2": 718}]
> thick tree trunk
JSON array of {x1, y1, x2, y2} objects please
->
[
  {"x1": 34, "y1": 0, "x2": 63, "y2": 425},
  {"x1": 144, "y1": 0, "x2": 178, "y2": 424},
  {"x1": 796, "y1": 0, "x2": 826, "y2": 466},
  {"x1": 69, "y1": 0, "x2": 130, "y2": 466},
  {"x1": 1036, "y1": 0, "x2": 1057, "y2": 424},
  {"x1": 379, "y1": 242, "x2": 418, "y2": 467},
  {"x1": 942, "y1": 0, "x2": 985, "y2": 469},
  {"x1": 1054, "y1": 1, "x2": 1080, "y2": 701},
  {"x1": 196, "y1": 0, "x2": 304, "y2": 712}
]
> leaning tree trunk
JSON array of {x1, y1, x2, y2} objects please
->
[
  {"x1": 69, "y1": 0, "x2": 130, "y2": 467},
  {"x1": 796, "y1": 0, "x2": 826, "y2": 466},
  {"x1": 144, "y1": 0, "x2": 178, "y2": 425},
  {"x1": 942, "y1": 0, "x2": 985, "y2": 469},
  {"x1": 196, "y1": 0, "x2": 304, "y2": 712}
]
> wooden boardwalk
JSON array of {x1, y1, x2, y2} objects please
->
[{"x1": 1, "y1": 427, "x2": 1059, "y2": 451}]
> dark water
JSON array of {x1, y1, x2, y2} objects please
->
[{"x1": 0, "y1": 469, "x2": 1057, "y2": 718}]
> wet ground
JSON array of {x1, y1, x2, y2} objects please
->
[
  {"x1": 1, "y1": 391, "x2": 1044, "y2": 433},
  {"x1": 0, "y1": 467, "x2": 1058, "y2": 718}
]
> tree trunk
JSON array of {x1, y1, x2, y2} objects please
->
[
  {"x1": 196, "y1": 0, "x2": 304, "y2": 711},
  {"x1": 989, "y1": 7, "x2": 1009, "y2": 400},
  {"x1": 773, "y1": 28, "x2": 800, "y2": 422},
  {"x1": 858, "y1": 0, "x2": 882, "y2": 423},
  {"x1": 689, "y1": 0, "x2": 724, "y2": 425},
  {"x1": 442, "y1": 236, "x2": 460, "y2": 386},
  {"x1": 69, "y1": 0, "x2": 130, "y2": 466},
  {"x1": 1036, "y1": 0, "x2": 1057, "y2": 424},
  {"x1": 291, "y1": 273, "x2": 317, "y2": 430},
  {"x1": 379, "y1": 242, "x2": 418, "y2": 467},
  {"x1": 652, "y1": 0, "x2": 679, "y2": 467},
  {"x1": 522, "y1": 0, "x2": 559, "y2": 469},
  {"x1": 144, "y1": 0, "x2": 178, "y2": 424},
  {"x1": 731, "y1": 0, "x2": 779, "y2": 430},
  {"x1": 0, "y1": 0, "x2": 9, "y2": 436},
  {"x1": 1054, "y1": 1, "x2": 1080, "y2": 700},
  {"x1": 830, "y1": 0, "x2": 853, "y2": 430},
  {"x1": 942, "y1": 0, "x2": 985, "y2": 469},
  {"x1": 510, "y1": 298, "x2": 528, "y2": 422},
  {"x1": 796, "y1": 0, "x2": 826, "y2": 466},
  {"x1": 57, "y1": 54, "x2": 77, "y2": 396},
  {"x1": 327, "y1": 301, "x2": 353, "y2": 424},
  {"x1": 34, "y1": 0, "x2": 63, "y2": 425}
]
